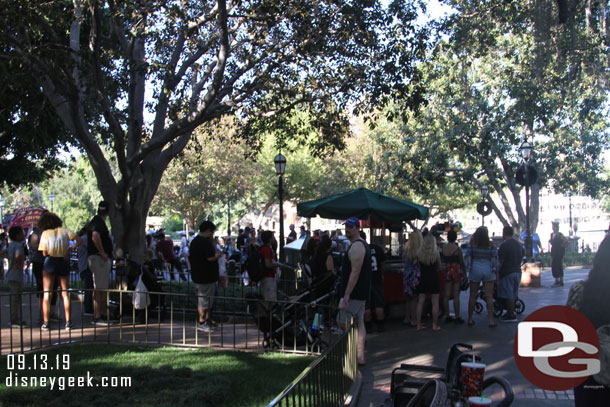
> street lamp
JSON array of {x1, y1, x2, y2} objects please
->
[
  {"x1": 274, "y1": 154, "x2": 286, "y2": 261},
  {"x1": 517, "y1": 141, "x2": 538, "y2": 262},
  {"x1": 49, "y1": 192, "x2": 56, "y2": 212},
  {"x1": 0, "y1": 194, "x2": 5, "y2": 231},
  {"x1": 476, "y1": 184, "x2": 492, "y2": 227}
]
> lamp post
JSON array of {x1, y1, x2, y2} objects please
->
[
  {"x1": 480, "y1": 184, "x2": 489, "y2": 226},
  {"x1": 49, "y1": 192, "x2": 56, "y2": 212},
  {"x1": 517, "y1": 141, "x2": 537, "y2": 262},
  {"x1": 568, "y1": 191, "x2": 573, "y2": 236},
  {"x1": 274, "y1": 154, "x2": 286, "y2": 261},
  {"x1": 0, "y1": 194, "x2": 5, "y2": 231}
]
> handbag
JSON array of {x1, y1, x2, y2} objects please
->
[{"x1": 133, "y1": 274, "x2": 150, "y2": 310}]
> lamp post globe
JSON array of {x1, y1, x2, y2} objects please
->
[
  {"x1": 519, "y1": 141, "x2": 533, "y2": 161},
  {"x1": 274, "y1": 154, "x2": 286, "y2": 261}
]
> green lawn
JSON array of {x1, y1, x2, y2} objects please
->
[{"x1": 0, "y1": 345, "x2": 314, "y2": 407}]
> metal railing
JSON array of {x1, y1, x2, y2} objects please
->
[
  {"x1": 266, "y1": 315, "x2": 358, "y2": 407},
  {"x1": 0, "y1": 288, "x2": 336, "y2": 356}
]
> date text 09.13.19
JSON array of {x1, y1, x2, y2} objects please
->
[{"x1": 6, "y1": 354, "x2": 70, "y2": 371}]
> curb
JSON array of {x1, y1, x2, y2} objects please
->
[{"x1": 344, "y1": 370, "x2": 363, "y2": 407}]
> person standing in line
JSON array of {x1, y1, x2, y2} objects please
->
[
  {"x1": 156, "y1": 232, "x2": 186, "y2": 281},
  {"x1": 497, "y1": 226, "x2": 524, "y2": 322},
  {"x1": 7, "y1": 226, "x2": 27, "y2": 327},
  {"x1": 87, "y1": 201, "x2": 114, "y2": 325},
  {"x1": 465, "y1": 226, "x2": 498, "y2": 328},
  {"x1": 549, "y1": 221, "x2": 569, "y2": 287},
  {"x1": 38, "y1": 212, "x2": 82, "y2": 330},
  {"x1": 337, "y1": 217, "x2": 371, "y2": 366},
  {"x1": 76, "y1": 226, "x2": 94, "y2": 315},
  {"x1": 415, "y1": 234, "x2": 442, "y2": 331},
  {"x1": 286, "y1": 224, "x2": 297, "y2": 244},
  {"x1": 441, "y1": 230, "x2": 466, "y2": 324},
  {"x1": 178, "y1": 231, "x2": 191, "y2": 274},
  {"x1": 189, "y1": 221, "x2": 221, "y2": 332},
  {"x1": 364, "y1": 233, "x2": 386, "y2": 333},
  {"x1": 402, "y1": 230, "x2": 423, "y2": 327},
  {"x1": 260, "y1": 230, "x2": 281, "y2": 302}
]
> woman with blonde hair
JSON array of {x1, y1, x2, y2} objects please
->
[
  {"x1": 464, "y1": 226, "x2": 498, "y2": 327},
  {"x1": 402, "y1": 230, "x2": 423, "y2": 326},
  {"x1": 415, "y1": 234, "x2": 442, "y2": 331},
  {"x1": 38, "y1": 212, "x2": 82, "y2": 331}
]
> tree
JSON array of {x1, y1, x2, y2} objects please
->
[
  {"x1": 387, "y1": 0, "x2": 610, "y2": 233},
  {"x1": 1, "y1": 0, "x2": 429, "y2": 260}
]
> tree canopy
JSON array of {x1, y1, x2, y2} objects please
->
[{"x1": 0, "y1": 0, "x2": 430, "y2": 258}]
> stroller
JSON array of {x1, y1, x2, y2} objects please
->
[
  {"x1": 474, "y1": 283, "x2": 525, "y2": 317},
  {"x1": 246, "y1": 272, "x2": 336, "y2": 351},
  {"x1": 114, "y1": 259, "x2": 165, "y2": 321},
  {"x1": 386, "y1": 343, "x2": 514, "y2": 407}
]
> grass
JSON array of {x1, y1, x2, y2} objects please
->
[{"x1": 0, "y1": 345, "x2": 314, "y2": 407}]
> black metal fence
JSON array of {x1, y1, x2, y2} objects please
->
[
  {"x1": 0, "y1": 288, "x2": 337, "y2": 356},
  {"x1": 266, "y1": 315, "x2": 358, "y2": 407}
]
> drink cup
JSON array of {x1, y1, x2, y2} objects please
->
[
  {"x1": 468, "y1": 396, "x2": 492, "y2": 406},
  {"x1": 461, "y1": 362, "x2": 486, "y2": 398}
]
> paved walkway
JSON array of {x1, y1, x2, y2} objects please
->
[{"x1": 358, "y1": 267, "x2": 589, "y2": 407}]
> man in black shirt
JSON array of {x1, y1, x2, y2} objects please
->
[
  {"x1": 87, "y1": 201, "x2": 114, "y2": 325},
  {"x1": 189, "y1": 220, "x2": 222, "y2": 332},
  {"x1": 497, "y1": 226, "x2": 524, "y2": 322},
  {"x1": 338, "y1": 217, "x2": 372, "y2": 366}
]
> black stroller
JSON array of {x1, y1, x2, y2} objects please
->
[
  {"x1": 114, "y1": 258, "x2": 165, "y2": 322},
  {"x1": 386, "y1": 343, "x2": 514, "y2": 407},
  {"x1": 474, "y1": 284, "x2": 525, "y2": 317},
  {"x1": 245, "y1": 272, "x2": 336, "y2": 351}
]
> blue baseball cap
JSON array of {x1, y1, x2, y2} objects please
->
[{"x1": 343, "y1": 217, "x2": 360, "y2": 227}]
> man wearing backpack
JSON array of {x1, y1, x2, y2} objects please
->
[
  {"x1": 260, "y1": 230, "x2": 280, "y2": 302},
  {"x1": 189, "y1": 221, "x2": 222, "y2": 332}
]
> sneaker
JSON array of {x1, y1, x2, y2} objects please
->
[
  {"x1": 10, "y1": 321, "x2": 28, "y2": 328},
  {"x1": 197, "y1": 322, "x2": 211, "y2": 332},
  {"x1": 501, "y1": 314, "x2": 517, "y2": 322},
  {"x1": 65, "y1": 321, "x2": 73, "y2": 331},
  {"x1": 92, "y1": 318, "x2": 110, "y2": 326},
  {"x1": 41, "y1": 323, "x2": 50, "y2": 331}
]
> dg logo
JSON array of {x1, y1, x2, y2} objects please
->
[{"x1": 514, "y1": 305, "x2": 600, "y2": 391}]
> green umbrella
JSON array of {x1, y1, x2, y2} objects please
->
[{"x1": 297, "y1": 187, "x2": 429, "y2": 222}]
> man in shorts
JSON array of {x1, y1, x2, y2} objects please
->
[
  {"x1": 337, "y1": 217, "x2": 372, "y2": 366},
  {"x1": 87, "y1": 201, "x2": 114, "y2": 325},
  {"x1": 498, "y1": 226, "x2": 524, "y2": 322},
  {"x1": 189, "y1": 220, "x2": 221, "y2": 332}
]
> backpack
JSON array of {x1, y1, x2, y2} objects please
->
[{"x1": 246, "y1": 245, "x2": 266, "y2": 283}]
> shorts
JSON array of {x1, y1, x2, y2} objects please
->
[
  {"x1": 366, "y1": 281, "x2": 384, "y2": 309},
  {"x1": 498, "y1": 272, "x2": 521, "y2": 300},
  {"x1": 195, "y1": 282, "x2": 216, "y2": 309},
  {"x1": 261, "y1": 277, "x2": 277, "y2": 302},
  {"x1": 88, "y1": 255, "x2": 111, "y2": 289},
  {"x1": 469, "y1": 261, "x2": 496, "y2": 284},
  {"x1": 43, "y1": 257, "x2": 70, "y2": 277},
  {"x1": 337, "y1": 298, "x2": 365, "y2": 325}
]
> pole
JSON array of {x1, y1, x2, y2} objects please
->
[
  {"x1": 568, "y1": 193, "x2": 574, "y2": 236},
  {"x1": 525, "y1": 181, "x2": 533, "y2": 261},
  {"x1": 278, "y1": 175, "x2": 285, "y2": 262},
  {"x1": 227, "y1": 200, "x2": 231, "y2": 237},
  {"x1": 482, "y1": 214, "x2": 485, "y2": 227}
]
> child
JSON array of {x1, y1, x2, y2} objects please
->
[{"x1": 7, "y1": 226, "x2": 26, "y2": 327}]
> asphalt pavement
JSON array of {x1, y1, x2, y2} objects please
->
[{"x1": 357, "y1": 267, "x2": 591, "y2": 407}]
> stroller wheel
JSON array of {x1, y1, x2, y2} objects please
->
[
  {"x1": 515, "y1": 298, "x2": 525, "y2": 314},
  {"x1": 474, "y1": 302, "x2": 483, "y2": 314}
]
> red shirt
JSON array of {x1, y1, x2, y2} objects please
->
[
  {"x1": 157, "y1": 239, "x2": 176, "y2": 260},
  {"x1": 260, "y1": 245, "x2": 277, "y2": 278}
]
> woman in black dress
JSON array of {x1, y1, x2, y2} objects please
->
[{"x1": 415, "y1": 234, "x2": 442, "y2": 331}]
